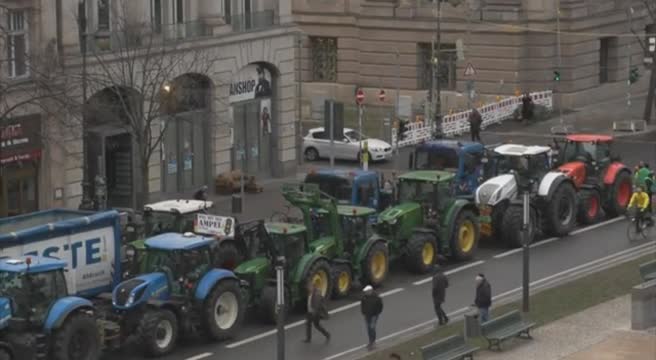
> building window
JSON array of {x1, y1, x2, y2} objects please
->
[
  {"x1": 97, "y1": 0, "x2": 110, "y2": 31},
  {"x1": 310, "y1": 37, "x2": 337, "y2": 82},
  {"x1": 151, "y1": 0, "x2": 162, "y2": 33},
  {"x1": 418, "y1": 43, "x2": 456, "y2": 91},
  {"x1": 6, "y1": 10, "x2": 28, "y2": 78},
  {"x1": 174, "y1": 0, "x2": 184, "y2": 24},
  {"x1": 224, "y1": 0, "x2": 231, "y2": 24},
  {"x1": 599, "y1": 37, "x2": 611, "y2": 84}
]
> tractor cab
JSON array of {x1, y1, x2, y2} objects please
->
[
  {"x1": 0, "y1": 256, "x2": 70, "y2": 328},
  {"x1": 304, "y1": 168, "x2": 391, "y2": 211},
  {"x1": 553, "y1": 134, "x2": 616, "y2": 183},
  {"x1": 143, "y1": 200, "x2": 214, "y2": 237},
  {"x1": 395, "y1": 171, "x2": 456, "y2": 226},
  {"x1": 337, "y1": 206, "x2": 376, "y2": 255},
  {"x1": 493, "y1": 144, "x2": 553, "y2": 182},
  {"x1": 411, "y1": 140, "x2": 494, "y2": 196}
]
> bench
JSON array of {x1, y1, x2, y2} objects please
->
[
  {"x1": 639, "y1": 260, "x2": 656, "y2": 281},
  {"x1": 420, "y1": 333, "x2": 480, "y2": 360},
  {"x1": 480, "y1": 310, "x2": 535, "y2": 351}
]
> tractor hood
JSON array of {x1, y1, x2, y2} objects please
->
[
  {"x1": 378, "y1": 202, "x2": 421, "y2": 224},
  {"x1": 234, "y1": 257, "x2": 269, "y2": 276},
  {"x1": 112, "y1": 272, "x2": 170, "y2": 310},
  {"x1": 476, "y1": 174, "x2": 517, "y2": 207},
  {"x1": 309, "y1": 237, "x2": 336, "y2": 256},
  {"x1": 0, "y1": 297, "x2": 12, "y2": 330}
]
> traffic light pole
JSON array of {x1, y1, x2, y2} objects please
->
[
  {"x1": 556, "y1": 0, "x2": 563, "y2": 124},
  {"x1": 522, "y1": 189, "x2": 531, "y2": 313},
  {"x1": 394, "y1": 50, "x2": 401, "y2": 171},
  {"x1": 276, "y1": 257, "x2": 286, "y2": 360},
  {"x1": 434, "y1": 0, "x2": 443, "y2": 138}
]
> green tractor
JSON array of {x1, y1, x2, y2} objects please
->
[
  {"x1": 233, "y1": 220, "x2": 333, "y2": 324},
  {"x1": 280, "y1": 183, "x2": 390, "y2": 298},
  {"x1": 375, "y1": 170, "x2": 481, "y2": 273}
]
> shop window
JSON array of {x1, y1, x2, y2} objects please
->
[
  {"x1": 6, "y1": 9, "x2": 29, "y2": 78},
  {"x1": 418, "y1": 43, "x2": 456, "y2": 91},
  {"x1": 310, "y1": 37, "x2": 337, "y2": 82},
  {"x1": 97, "y1": 0, "x2": 110, "y2": 31},
  {"x1": 599, "y1": 37, "x2": 612, "y2": 84}
]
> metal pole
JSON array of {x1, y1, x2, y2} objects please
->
[
  {"x1": 522, "y1": 190, "x2": 530, "y2": 313},
  {"x1": 394, "y1": 50, "x2": 401, "y2": 171},
  {"x1": 435, "y1": 0, "x2": 443, "y2": 137},
  {"x1": 276, "y1": 257, "x2": 286, "y2": 360},
  {"x1": 556, "y1": 0, "x2": 563, "y2": 124},
  {"x1": 240, "y1": 147, "x2": 246, "y2": 214},
  {"x1": 627, "y1": 7, "x2": 634, "y2": 109},
  {"x1": 358, "y1": 104, "x2": 363, "y2": 169},
  {"x1": 297, "y1": 34, "x2": 304, "y2": 166},
  {"x1": 78, "y1": 0, "x2": 93, "y2": 210},
  {"x1": 329, "y1": 101, "x2": 335, "y2": 167}
]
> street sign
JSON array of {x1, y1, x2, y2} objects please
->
[
  {"x1": 194, "y1": 214, "x2": 235, "y2": 238},
  {"x1": 464, "y1": 63, "x2": 476, "y2": 77},
  {"x1": 356, "y1": 89, "x2": 365, "y2": 104},
  {"x1": 378, "y1": 89, "x2": 386, "y2": 102},
  {"x1": 649, "y1": 37, "x2": 655, "y2": 53}
]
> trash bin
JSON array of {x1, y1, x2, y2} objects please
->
[
  {"x1": 464, "y1": 307, "x2": 481, "y2": 338},
  {"x1": 232, "y1": 195, "x2": 242, "y2": 214}
]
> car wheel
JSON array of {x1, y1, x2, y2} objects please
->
[{"x1": 305, "y1": 148, "x2": 320, "y2": 161}]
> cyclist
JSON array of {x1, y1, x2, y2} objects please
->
[{"x1": 628, "y1": 186, "x2": 653, "y2": 227}]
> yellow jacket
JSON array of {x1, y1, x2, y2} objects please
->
[{"x1": 629, "y1": 192, "x2": 650, "y2": 210}]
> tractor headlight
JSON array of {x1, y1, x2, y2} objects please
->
[{"x1": 387, "y1": 218, "x2": 398, "y2": 225}]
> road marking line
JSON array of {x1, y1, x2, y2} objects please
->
[
  {"x1": 185, "y1": 353, "x2": 213, "y2": 360},
  {"x1": 413, "y1": 260, "x2": 485, "y2": 285},
  {"x1": 321, "y1": 242, "x2": 654, "y2": 360},
  {"x1": 494, "y1": 217, "x2": 625, "y2": 259},
  {"x1": 380, "y1": 287, "x2": 405, "y2": 297}
]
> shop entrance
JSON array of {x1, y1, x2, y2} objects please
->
[
  {"x1": 0, "y1": 164, "x2": 38, "y2": 217},
  {"x1": 232, "y1": 100, "x2": 271, "y2": 176}
]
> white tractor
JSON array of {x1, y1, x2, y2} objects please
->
[{"x1": 475, "y1": 144, "x2": 578, "y2": 247}]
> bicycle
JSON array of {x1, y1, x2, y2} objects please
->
[{"x1": 626, "y1": 207, "x2": 655, "y2": 241}]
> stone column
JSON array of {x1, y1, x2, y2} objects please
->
[
  {"x1": 278, "y1": 0, "x2": 292, "y2": 24},
  {"x1": 199, "y1": 0, "x2": 230, "y2": 35}
]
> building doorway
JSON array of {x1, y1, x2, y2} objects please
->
[{"x1": 0, "y1": 164, "x2": 38, "y2": 217}]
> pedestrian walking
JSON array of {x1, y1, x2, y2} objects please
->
[
  {"x1": 193, "y1": 185, "x2": 208, "y2": 201},
  {"x1": 303, "y1": 283, "x2": 331, "y2": 343},
  {"x1": 360, "y1": 285, "x2": 383, "y2": 350},
  {"x1": 521, "y1": 92, "x2": 534, "y2": 122},
  {"x1": 468, "y1": 108, "x2": 482, "y2": 142},
  {"x1": 474, "y1": 273, "x2": 492, "y2": 323},
  {"x1": 431, "y1": 266, "x2": 449, "y2": 326}
]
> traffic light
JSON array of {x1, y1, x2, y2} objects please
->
[
  {"x1": 553, "y1": 71, "x2": 561, "y2": 82},
  {"x1": 398, "y1": 120, "x2": 408, "y2": 140},
  {"x1": 629, "y1": 67, "x2": 640, "y2": 84}
]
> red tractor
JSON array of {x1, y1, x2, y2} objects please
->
[{"x1": 553, "y1": 134, "x2": 633, "y2": 224}]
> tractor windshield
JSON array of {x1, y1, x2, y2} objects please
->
[
  {"x1": 270, "y1": 233, "x2": 306, "y2": 261},
  {"x1": 0, "y1": 271, "x2": 65, "y2": 320},
  {"x1": 143, "y1": 248, "x2": 210, "y2": 283},
  {"x1": 496, "y1": 154, "x2": 550, "y2": 175},
  {"x1": 304, "y1": 174, "x2": 352, "y2": 203},
  {"x1": 144, "y1": 211, "x2": 197, "y2": 236},
  {"x1": 563, "y1": 141, "x2": 611, "y2": 163},
  {"x1": 398, "y1": 180, "x2": 436, "y2": 203},
  {"x1": 414, "y1": 148, "x2": 459, "y2": 171},
  {"x1": 341, "y1": 215, "x2": 370, "y2": 253}
]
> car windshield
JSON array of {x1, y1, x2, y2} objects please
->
[
  {"x1": 305, "y1": 174, "x2": 352, "y2": 202},
  {"x1": 344, "y1": 130, "x2": 366, "y2": 141},
  {"x1": 144, "y1": 211, "x2": 197, "y2": 236},
  {"x1": 398, "y1": 179, "x2": 436, "y2": 203},
  {"x1": 414, "y1": 148, "x2": 459, "y2": 171}
]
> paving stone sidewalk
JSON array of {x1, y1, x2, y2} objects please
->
[{"x1": 477, "y1": 295, "x2": 656, "y2": 360}]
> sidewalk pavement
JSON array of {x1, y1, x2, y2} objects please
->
[
  {"x1": 477, "y1": 295, "x2": 655, "y2": 360},
  {"x1": 484, "y1": 93, "x2": 656, "y2": 139}
]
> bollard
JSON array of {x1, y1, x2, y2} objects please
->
[
  {"x1": 631, "y1": 279, "x2": 656, "y2": 330},
  {"x1": 232, "y1": 194, "x2": 242, "y2": 214}
]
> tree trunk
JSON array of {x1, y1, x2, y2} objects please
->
[
  {"x1": 140, "y1": 161, "x2": 150, "y2": 209},
  {"x1": 643, "y1": 60, "x2": 656, "y2": 124}
]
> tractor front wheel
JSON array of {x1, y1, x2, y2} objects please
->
[
  {"x1": 450, "y1": 209, "x2": 480, "y2": 261},
  {"x1": 259, "y1": 285, "x2": 286, "y2": 324},
  {"x1": 577, "y1": 189, "x2": 603, "y2": 225},
  {"x1": 0, "y1": 349, "x2": 10, "y2": 360},
  {"x1": 136, "y1": 309, "x2": 179, "y2": 357},
  {"x1": 303, "y1": 259, "x2": 333, "y2": 299},
  {"x1": 501, "y1": 205, "x2": 537, "y2": 248},
  {"x1": 331, "y1": 264, "x2": 353, "y2": 299},
  {"x1": 542, "y1": 182, "x2": 577, "y2": 237},
  {"x1": 404, "y1": 233, "x2": 438, "y2": 274},
  {"x1": 362, "y1": 241, "x2": 389, "y2": 287},
  {"x1": 606, "y1": 171, "x2": 632, "y2": 217},
  {"x1": 52, "y1": 313, "x2": 100, "y2": 360},
  {"x1": 214, "y1": 241, "x2": 243, "y2": 270},
  {"x1": 202, "y1": 279, "x2": 244, "y2": 341}
]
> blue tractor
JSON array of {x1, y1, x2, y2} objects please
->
[
  {"x1": 115, "y1": 232, "x2": 244, "y2": 356},
  {"x1": 0, "y1": 256, "x2": 102, "y2": 360},
  {"x1": 410, "y1": 140, "x2": 497, "y2": 196},
  {"x1": 304, "y1": 168, "x2": 393, "y2": 211}
]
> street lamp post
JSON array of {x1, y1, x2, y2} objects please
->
[
  {"x1": 77, "y1": 0, "x2": 94, "y2": 210},
  {"x1": 275, "y1": 256, "x2": 286, "y2": 360}
]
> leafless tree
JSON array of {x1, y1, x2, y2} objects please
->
[{"x1": 76, "y1": 3, "x2": 220, "y2": 208}]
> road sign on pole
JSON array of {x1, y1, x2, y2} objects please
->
[
  {"x1": 356, "y1": 88, "x2": 365, "y2": 104},
  {"x1": 464, "y1": 63, "x2": 476, "y2": 77}
]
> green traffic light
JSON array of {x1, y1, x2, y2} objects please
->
[{"x1": 553, "y1": 71, "x2": 561, "y2": 81}]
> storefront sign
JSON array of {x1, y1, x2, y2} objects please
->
[
  {"x1": 229, "y1": 64, "x2": 272, "y2": 103},
  {"x1": 0, "y1": 115, "x2": 42, "y2": 165}
]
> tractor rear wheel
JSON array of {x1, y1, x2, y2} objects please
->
[
  {"x1": 331, "y1": 264, "x2": 353, "y2": 299},
  {"x1": 259, "y1": 285, "x2": 286, "y2": 325},
  {"x1": 606, "y1": 171, "x2": 632, "y2": 216},
  {"x1": 450, "y1": 209, "x2": 480, "y2": 261},
  {"x1": 52, "y1": 312, "x2": 100, "y2": 360},
  {"x1": 202, "y1": 279, "x2": 243, "y2": 341},
  {"x1": 542, "y1": 182, "x2": 577, "y2": 237},
  {"x1": 404, "y1": 233, "x2": 438, "y2": 274},
  {"x1": 362, "y1": 241, "x2": 389, "y2": 287},
  {"x1": 0, "y1": 349, "x2": 10, "y2": 360},
  {"x1": 303, "y1": 259, "x2": 332, "y2": 299},
  {"x1": 214, "y1": 241, "x2": 243, "y2": 270},
  {"x1": 577, "y1": 189, "x2": 603, "y2": 225},
  {"x1": 501, "y1": 205, "x2": 537, "y2": 247},
  {"x1": 136, "y1": 309, "x2": 178, "y2": 357}
]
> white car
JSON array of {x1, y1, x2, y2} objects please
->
[{"x1": 303, "y1": 127, "x2": 393, "y2": 162}]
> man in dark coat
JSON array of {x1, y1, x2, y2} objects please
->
[
  {"x1": 304, "y1": 283, "x2": 331, "y2": 343},
  {"x1": 521, "y1": 93, "x2": 534, "y2": 122},
  {"x1": 360, "y1": 285, "x2": 383, "y2": 350},
  {"x1": 468, "y1": 108, "x2": 482, "y2": 142},
  {"x1": 432, "y1": 266, "x2": 449, "y2": 326},
  {"x1": 474, "y1": 273, "x2": 492, "y2": 323}
]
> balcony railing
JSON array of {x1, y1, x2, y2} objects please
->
[{"x1": 228, "y1": 10, "x2": 277, "y2": 32}]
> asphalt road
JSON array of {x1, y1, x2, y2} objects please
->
[{"x1": 104, "y1": 217, "x2": 655, "y2": 360}]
